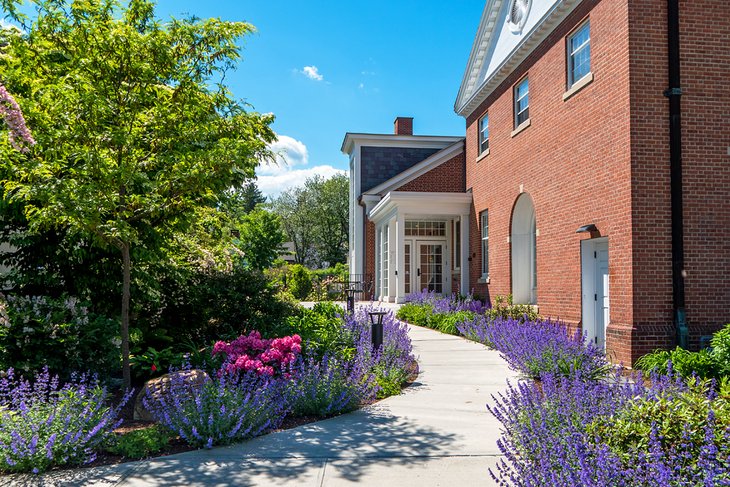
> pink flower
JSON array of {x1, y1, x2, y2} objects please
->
[{"x1": 0, "y1": 83, "x2": 35, "y2": 152}]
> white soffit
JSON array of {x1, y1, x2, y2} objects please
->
[
  {"x1": 454, "y1": 0, "x2": 583, "y2": 117},
  {"x1": 369, "y1": 192, "x2": 473, "y2": 224}
]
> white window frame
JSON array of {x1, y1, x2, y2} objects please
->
[
  {"x1": 454, "y1": 220, "x2": 461, "y2": 270},
  {"x1": 567, "y1": 20, "x2": 591, "y2": 88},
  {"x1": 514, "y1": 77, "x2": 529, "y2": 128},
  {"x1": 478, "y1": 113, "x2": 489, "y2": 155},
  {"x1": 480, "y1": 210, "x2": 489, "y2": 278}
]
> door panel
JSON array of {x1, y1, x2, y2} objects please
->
[
  {"x1": 404, "y1": 242, "x2": 412, "y2": 295},
  {"x1": 418, "y1": 243, "x2": 444, "y2": 293},
  {"x1": 595, "y1": 244, "x2": 609, "y2": 349}
]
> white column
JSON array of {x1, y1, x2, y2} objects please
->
[
  {"x1": 388, "y1": 218, "x2": 397, "y2": 302},
  {"x1": 460, "y1": 214, "x2": 470, "y2": 295},
  {"x1": 374, "y1": 226, "x2": 381, "y2": 300},
  {"x1": 395, "y1": 212, "x2": 406, "y2": 303}
]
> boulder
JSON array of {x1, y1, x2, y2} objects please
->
[{"x1": 133, "y1": 369, "x2": 210, "y2": 421}]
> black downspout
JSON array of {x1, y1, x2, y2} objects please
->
[{"x1": 664, "y1": 0, "x2": 688, "y2": 348}]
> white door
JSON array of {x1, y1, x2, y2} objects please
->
[
  {"x1": 404, "y1": 241, "x2": 413, "y2": 295},
  {"x1": 417, "y1": 241, "x2": 445, "y2": 294},
  {"x1": 582, "y1": 239, "x2": 609, "y2": 349}
]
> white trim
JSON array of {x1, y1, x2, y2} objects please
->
[
  {"x1": 455, "y1": 0, "x2": 583, "y2": 117},
  {"x1": 369, "y1": 192, "x2": 473, "y2": 224},
  {"x1": 562, "y1": 71, "x2": 593, "y2": 101},
  {"x1": 341, "y1": 133, "x2": 463, "y2": 155},
  {"x1": 511, "y1": 118, "x2": 531, "y2": 137},
  {"x1": 366, "y1": 140, "x2": 464, "y2": 195}
]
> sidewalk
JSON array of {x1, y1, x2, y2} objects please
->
[{"x1": 12, "y1": 310, "x2": 515, "y2": 486}]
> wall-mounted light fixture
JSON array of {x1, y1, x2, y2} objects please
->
[{"x1": 575, "y1": 223, "x2": 600, "y2": 238}]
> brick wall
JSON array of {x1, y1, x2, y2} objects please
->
[
  {"x1": 464, "y1": 0, "x2": 636, "y2": 363},
  {"x1": 463, "y1": 0, "x2": 730, "y2": 364},
  {"x1": 396, "y1": 149, "x2": 466, "y2": 193}
]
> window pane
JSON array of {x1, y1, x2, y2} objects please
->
[
  {"x1": 515, "y1": 79, "x2": 529, "y2": 126},
  {"x1": 480, "y1": 211, "x2": 489, "y2": 277},
  {"x1": 479, "y1": 114, "x2": 489, "y2": 154},
  {"x1": 569, "y1": 22, "x2": 590, "y2": 85}
]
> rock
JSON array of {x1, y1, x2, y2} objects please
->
[{"x1": 133, "y1": 369, "x2": 210, "y2": 421}]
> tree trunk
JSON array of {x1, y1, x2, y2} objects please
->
[{"x1": 121, "y1": 241, "x2": 132, "y2": 390}]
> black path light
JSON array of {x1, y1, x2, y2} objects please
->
[
  {"x1": 368, "y1": 310, "x2": 388, "y2": 351},
  {"x1": 344, "y1": 281, "x2": 363, "y2": 314}
]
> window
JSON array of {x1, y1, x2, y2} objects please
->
[
  {"x1": 481, "y1": 211, "x2": 489, "y2": 278},
  {"x1": 479, "y1": 114, "x2": 489, "y2": 154},
  {"x1": 454, "y1": 220, "x2": 461, "y2": 269},
  {"x1": 514, "y1": 78, "x2": 529, "y2": 127},
  {"x1": 405, "y1": 220, "x2": 446, "y2": 237},
  {"x1": 568, "y1": 21, "x2": 590, "y2": 87},
  {"x1": 381, "y1": 226, "x2": 389, "y2": 296}
]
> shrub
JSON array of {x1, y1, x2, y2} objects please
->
[
  {"x1": 635, "y1": 347, "x2": 720, "y2": 380},
  {"x1": 0, "y1": 294, "x2": 118, "y2": 378},
  {"x1": 142, "y1": 369, "x2": 287, "y2": 448},
  {"x1": 287, "y1": 353, "x2": 377, "y2": 417},
  {"x1": 288, "y1": 264, "x2": 313, "y2": 300},
  {"x1": 395, "y1": 302, "x2": 433, "y2": 327},
  {"x1": 0, "y1": 367, "x2": 129, "y2": 474},
  {"x1": 485, "y1": 317, "x2": 609, "y2": 380},
  {"x1": 284, "y1": 303, "x2": 354, "y2": 360},
  {"x1": 428, "y1": 310, "x2": 477, "y2": 335},
  {"x1": 104, "y1": 425, "x2": 173, "y2": 459},
  {"x1": 344, "y1": 306, "x2": 416, "y2": 398},
  {"x1": 588, "y1": 377, "x2": 730, "y2": 465},
  {"x1": 489, "y1": 371, "x2": 730, "y2": 486},
  {"x1": 711, "y1": 324, "x2": 730, "y2": 377},
  {"x1": 484, "y1": 294, "x2": 538, "y2": 323},
  {"x1": 213, "y1": 331, "x2": 302, "y2": 377}
]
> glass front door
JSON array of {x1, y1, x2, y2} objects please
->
[{"x1": 417, "y1": 242, "x2": 444, "y2": 293}]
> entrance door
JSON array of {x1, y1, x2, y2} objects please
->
[
  {"x1": 417, "y1": 242, "x2": 444, "y2": 293},
  {"x1": 581, "y1": 239, "x2": 609, "y2": 349}
]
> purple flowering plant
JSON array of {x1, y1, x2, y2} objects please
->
[
  {"x1": 464, "y1": 316, "x2": 610, "y2": 380},
  {"x1": 286, "y1": 351, "x2": 378, "y2": 417},
  {"x1": 489, "y1": 370, "x2": 730, "y2": 486},
  {"x1": 0, "y1": 367, "x2": 129, "y2": 474},
  {"x1": 142, "y1": 367, "x2": 288, "y2": 449},
  {"x1": 0, "y1": 82, "x2": 35, "y2": 153}
]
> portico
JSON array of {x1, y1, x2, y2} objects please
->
[{"x1": 365, "y1": 191, "x2": 472, "y2": 303}]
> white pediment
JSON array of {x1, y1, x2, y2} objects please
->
[{"x1": 455, "y1": 0, "x2": 583, "y2": 117}]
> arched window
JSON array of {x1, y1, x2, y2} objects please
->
[{"x1": 511, "y1": 193, "x2": 537, "y2": 304}]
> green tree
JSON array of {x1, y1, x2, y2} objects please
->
[
  {"x1": 272, "y1": 174, "x2": 348, "y2": 267},
  {"x1": 0, "y1": 0, "x2": 275, "y2": 389},
  {"x1": 238, "y1": 209, "x2": 285, "y2": 270}
]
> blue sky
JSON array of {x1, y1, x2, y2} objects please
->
[{"x1": 6, "y1": 1, "x2": 486, "y2": 195}]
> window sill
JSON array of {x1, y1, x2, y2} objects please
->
[
  {"x1": 477, "y1": 276, "x2": 490, "y2": 284},
  {"x1": 510, "y1": 118, "x2": 531, "y2": 137},
  {"x1": 563, "y1": 72, "x2": 594, "y2": 101},
  {"x1": 476, "y1": 148, "x2": 490, "y2": 162}
]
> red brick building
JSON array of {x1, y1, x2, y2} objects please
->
[{"x1": 346, "y1": 0, "x2": 730, "y2": 365}]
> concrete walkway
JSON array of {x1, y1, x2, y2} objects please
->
[{"x1": 11, "y1": 310, "x2": 515, "y2": 486}]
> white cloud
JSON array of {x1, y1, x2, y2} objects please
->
[
  {"x1": 258, "y1": 166, "x2": 346, "y2": 197},
  {"x1": 301, "y1": 65, "x2": 324, "y2": 81},
  {"x1": 358, "y1": 82, "x2": 365, "y2": 89},
  {"x1": 0, "y1": 19, "x2": 23, "y2": 32},
  {"x1": 259, "y1": 135, "x2": 308, "y2": 176},
  {"x1": 256, "y1": 135, "x2": 346, "y2": 197}
]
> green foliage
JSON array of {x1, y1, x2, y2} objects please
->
[
  {"x1": 374, "y1": 365, "x2": 410, "y2": 399},
  {"x1": 396, "y1": 303, "x2": 434, "y2": 327},
  {"x1": 307, "y1": 263, "x2": 349, "y2": 301},
  {"x1": 272, "y1": 174, "x2": 349, "y2": 267},
  {"x1": 635, "y1": 347, "x2": 720, "y2": 380},
  {"x1": 0, "y1": 294, "x2": 118, "y2": 377},
  {"x1": 711, "y1": 324, "x2": 730, "y2": 377},
  {"x1": 485, "y1": 294, "x2": 539, "y2": 322},
  {"x1": 428, "y1": 311, "x2": 477, "y2": 335},
  {"x1": 285, "y1": 303, "x2": 354, "y2": 360},
  {"x1": 237, "y1": 209, "x2": 285, "y2": 270},
  {"x1": 129, "y1": 346, "x2": 186, "y2": 383},
  {"x1": 587, "y1": 378, "x2": 730, "y2": 463},
  {"x1": 104, "y1": 425, "x2": 173, "y2": 459},
  {"x1": 0, "y1": 0, "x2": 276, "y2": 387},
  {"x1": 288, "y1": 264, "x2": 313, "y2": 300}
]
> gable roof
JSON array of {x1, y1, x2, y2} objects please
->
[
  {"x1": 364, "y1": 139, "x2": 465, "y2": 196},
  {"x1": 454, "y1": 0, "x2": 584, "y2": 117}
]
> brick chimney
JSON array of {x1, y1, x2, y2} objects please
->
[{"x1": 394, "y1": 117, "x2": 413, "y2": 135}]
